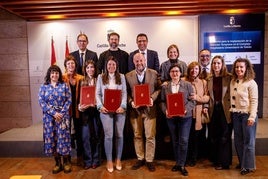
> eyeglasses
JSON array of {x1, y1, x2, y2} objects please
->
[
  {"x1": 170, "y1": 70, "x2": 180, "y2": 73},
  {"x1": 137, "y1": 40, "x2": 147, "y2": 43},
  {"x1": 78, "y1": 40, "x2": 87, "y2": 43},
  {"x1": 200, "y1": 55, "x2": 210, "y2": 58}
]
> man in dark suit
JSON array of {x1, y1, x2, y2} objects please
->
[
  {"x1": 70, "y1": 33, "x2": 98, "y2": 75},
  {"x1": 125, "y1": 53, "x2": 161, "y2": 172},
  {"x1": 128, "y1": 33, "x2": 160, "y2": 73},
  {"x1": 198, "y1": 48, "x2": 211, "y2": 79}
]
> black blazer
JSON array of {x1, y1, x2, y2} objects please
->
[
  {"x1": 128, "y1": 49, "x2": 160, "y2": 73},
  {"x1": 70, "y1": 49, "x2": 98, "y2": 75}
]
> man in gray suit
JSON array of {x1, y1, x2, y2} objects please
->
[
  {"x1": 125, "y1": 53, "x2": 161, "y2": 172},
  {"x1": 70, "y1": 33, "x2": 98, "y2": 75},
  {"x1": 128, "y1": 33, "x2": 160, "y2": 73}
]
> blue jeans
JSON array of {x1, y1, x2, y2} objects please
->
[
  {"x1": 82, "y1": 116, "x2": 101, "y2": 166},
  {"x1": 100, "y1": 112, "x2": 126, "y2": 161},
  {"x1": 232, "y1": 112, "x2": 257, "y2": 170},
  {"x1": 167, "y1": 116, "x2": 192, "y2": 166}
]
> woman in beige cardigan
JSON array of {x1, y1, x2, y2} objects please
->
[{"x1": 183, "y1": 61, "x2": 209, "y2": 166}]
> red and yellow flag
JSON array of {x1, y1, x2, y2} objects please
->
[
  {"x1": 65, "y1": 38, "x2": 70, "y2": 58},
  {"x1": 51, "y1": 37, "x2": 56, "y2": 65}
]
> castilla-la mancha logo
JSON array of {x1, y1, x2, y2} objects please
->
[
  {"x1": 230, "y1": 16, "x2": 235, "y2": 25},
  {"x1": 224, "y1": 16, "x2": 241, "y2": 28}
]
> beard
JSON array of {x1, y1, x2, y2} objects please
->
[
  {"x1": 136, "y1": 65, "x2": 145, "y2": 73},
  {"x1": 110, "y1": 42, "x2": 118, "y2": 49}
]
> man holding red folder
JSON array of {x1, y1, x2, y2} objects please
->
[{"x1": 125, "y1": 53, "x2": 161, "y2": 172}]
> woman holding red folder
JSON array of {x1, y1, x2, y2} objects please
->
[
  {"x1": 160, "y1": 64, "x2": 195, "y2": 176},
  {"x1": 96, "y1": 56, "x2": 127, "y2": 173},
  {"x1": 78, "y1": 60, "x2": 101, "y2": 170}
]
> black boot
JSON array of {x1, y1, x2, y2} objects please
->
[
  {"x1": 63, "y1": 155, "x2": 72, "y2": 173},
  {"x1": 52, "y1": 156, "x2": 62, "y2": 174}
]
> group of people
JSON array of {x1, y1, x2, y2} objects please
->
[{"x1": 38, "y1": 32, "x2": 258, "y2": 176}]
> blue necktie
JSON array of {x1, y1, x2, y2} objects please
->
[{"x1": 80, "y1": 52, "x2": 84, "y2": 68}]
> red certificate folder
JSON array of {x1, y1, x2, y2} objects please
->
[
  {"x1": 133, "y1": 84, "x2": 150, "y2": 106},
  {"x1": 80, "y1": 86, "x2": 96, "y2": 106},
  {"x1": 166, "y1": 92, "x2": 185, "y2": 117},
  {"x1": 104, "y1": 89, "x2": 121, "y2": 112}
]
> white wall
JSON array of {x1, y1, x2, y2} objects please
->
[{"x1": 28, "y1": 16, "x2": 198, "y2": 123}]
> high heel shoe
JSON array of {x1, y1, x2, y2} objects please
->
[
  {"x1": 115, "y1": 159, "x2": 122, "y2": 170},
  {"x1": 116, "y1": 165, "x2": 122, "y2": 170},
  {"x1": 106, "y1": 161, "x2": 114, "y2": 173},
  {"x1": 107, "y1": 167, "x2": 114, "y2": 173}
]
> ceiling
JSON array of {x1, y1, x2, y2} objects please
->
[{"x1": 0, "y1": 0, "x2": 268, "y2": 21}]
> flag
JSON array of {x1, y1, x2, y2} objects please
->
[
  {"x1": 51, "y1": 37, "x2": 56, "y2": 65},
  {"x1": 65, "y1": 38, "x2": 70, "y2": 58}
]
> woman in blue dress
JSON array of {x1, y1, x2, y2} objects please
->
[{"x1": 38, "y1": 65, "x2": 72, "y2": 174}]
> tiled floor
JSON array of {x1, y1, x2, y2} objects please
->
[{"x1": 1, "y1": 156, "x2": 268, "y2": 179}]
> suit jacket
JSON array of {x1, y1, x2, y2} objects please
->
[
  {"x1": 160, "y1": 80, "x2": 195, "y2": 118},
  {"x1": 70, "y1": 49, "x2": 98, "y2": 75},
  {"x1": 128, "y1": 49, "x2": 160, "y2": 73},
  {"x1": 125, "y1": 68, "x2": 161, "y2": 119},
  {"x1": 207, "y1": 74, "x2": 232, "y2": 123}
]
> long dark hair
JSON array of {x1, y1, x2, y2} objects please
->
[
  {"x1": 44, "y1": 65, "x2": 63, "y2": 85},
  {"x1": 81, "y1": 60, "x2": 97, "y2": 86},
  {"x1": 102, "y1": 56, "x2": 121, "y2": 85}
]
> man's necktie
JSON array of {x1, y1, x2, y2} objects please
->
[
  {"x1": 80, "y1": 52, "x2": 84, "y2": 68},
  {"x1": 141, "y1": 51, "x2": 147, "y2": 66},
  {"x1": 200, "y1": 68, "x2": 207, "y2": 79}
]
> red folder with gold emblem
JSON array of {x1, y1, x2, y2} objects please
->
[
  {"x1": 134, "y1": 84, "x2": 150, "y2": 106},
  {"x1": 80, "y1": 86, "x2": 96, "y2": 106},
  {"x1": 104, "y1": 89, "x2": 121, "y2": 112},
  {"x1": 166, "y1": 92, "x2": 185, "y2": 117}
]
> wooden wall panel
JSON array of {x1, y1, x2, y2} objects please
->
[
  {"x1": 0, "y1": 86, "x2": 30, "y2": 101},
  {"x1": 0, "y1": 21, "x2": 27, "y2": 38},
  {"x1": 0, "y1": 70, "x2": 29, "y2": 86},
  {"x1": 0, "y1": 39, "x2": 27, "y2": 54},
  {"x1": 0, "y1": 55, "x2": 28, "y2": 70},
  {"x1": 0, "y1": 117, "x2": 32, "y2": 132},
  {"x1": 0, "y1": 9, "x2": 31, "y2": 133},
  {"x1": 0, "y1": 102, "x2": 31, "y2": 118}
]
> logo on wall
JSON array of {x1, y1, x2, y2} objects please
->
[
  {"x1": 96, "y1": 29, "x2": 126, "y2": 48},
  {"x1": 223, "y1": 16, "x2": 241, "y2": 28},
  {"x1": 230, "y1": 16, "x2": 235, "y2": 25}
]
